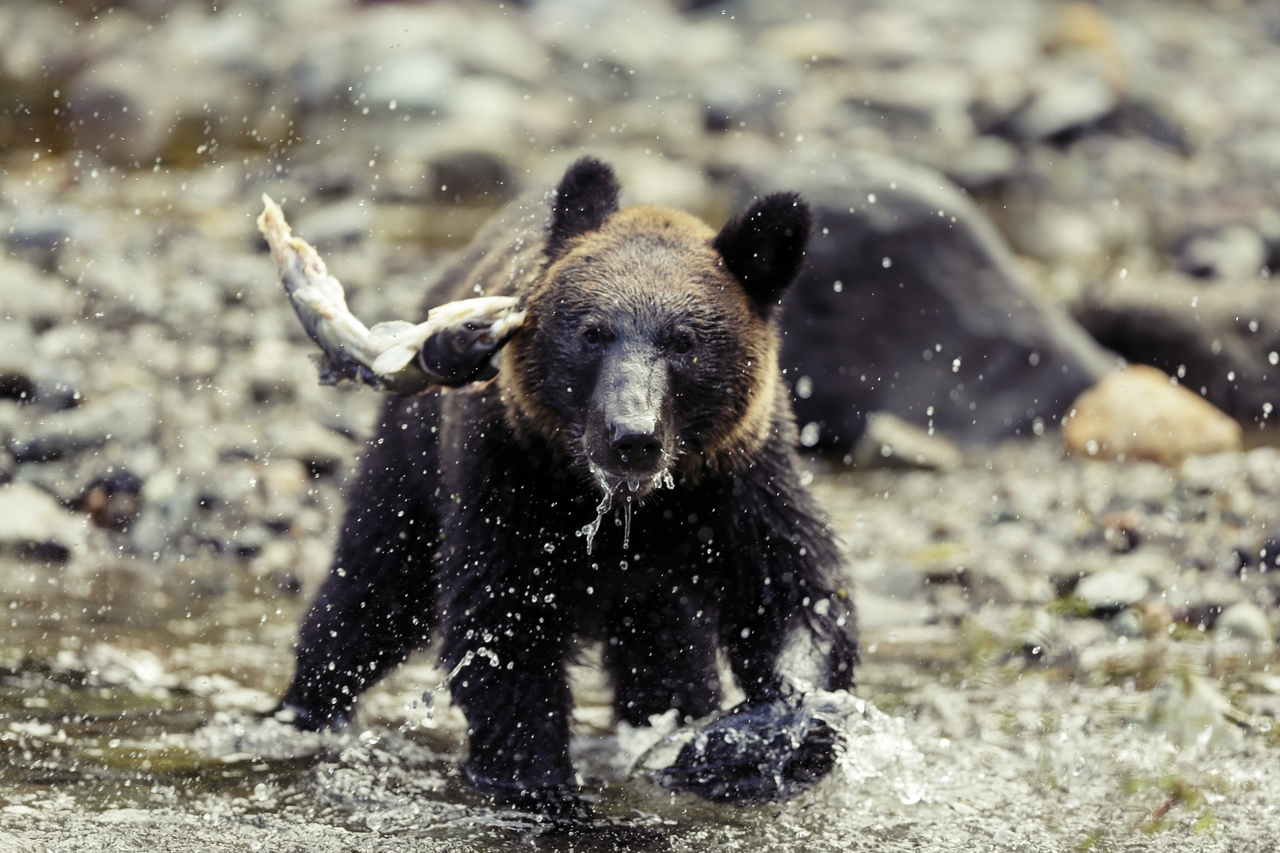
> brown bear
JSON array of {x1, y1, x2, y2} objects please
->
[{"x1": 277, "y1": 157, "x2": 858, "y2": 817}]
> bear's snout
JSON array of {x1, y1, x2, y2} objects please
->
[
  {"x1": 608, "y1": 418, "x2": 663, "y2": 468},
  {"x1": 585, "y1": 347, "x2": 671, "y2": 484}
]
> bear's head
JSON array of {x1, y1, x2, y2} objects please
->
[{"x1": 500, "y1": 157, "x2": 812, "y2": 497}]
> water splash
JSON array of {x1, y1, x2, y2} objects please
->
[
  {"x1": 576, "y1": 465, "x2": 672, "y2": 554},
  {"x1": 577, "y1": 465, "x2": 617, "y2": 555},
  {"x1": 421, "y1": 647, "x2": 501, "y2": 719},
  {"x1": 622, "y1": 494, "x2": 633, "y2": 551},
  {"x1": 636, "y1": 692, "x2": 928, "y2": 807}
]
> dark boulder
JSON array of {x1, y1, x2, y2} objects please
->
[
  {"x1": 1075, "y1": 272, "x2": 1280, "y2": 427},
  {"x1": 735, "y1": 153, "x2": 1116, "y2": 452}
]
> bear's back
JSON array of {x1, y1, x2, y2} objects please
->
[{"x1": 420, "y1": 192, "x2": 552, "y2": 318}]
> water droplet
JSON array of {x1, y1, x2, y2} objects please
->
[
  {"x1": 578, "y1": 466, "x2": 616, "y2": 555},
  {"x1": 622, "y1": 495, "x2": 633, "y2": 551}
]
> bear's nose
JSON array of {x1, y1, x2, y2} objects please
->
[{"x1": 609, "y1": 423, "x2": 663, "y2": 469}]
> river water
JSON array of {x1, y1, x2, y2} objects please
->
[{"x1": 4, "y1": 450, "x2": 1280, "y2": 853}]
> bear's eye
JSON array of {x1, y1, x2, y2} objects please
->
[
  {"x1": 582, "y1": 327, "x2": 604, "y2": 346},
  {"x1": 672, "y1": 333, "x2": 694, "y2": 355}
]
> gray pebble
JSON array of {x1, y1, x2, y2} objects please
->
[
  {"x1": 853, "y1": 412, "x2": 961, "y2": 471},
  {"x1": 1215, "y1": 601, "x2": 1275, "y2": 646},
  {"x1": 1105, "y1": 607, "x2": 1145, "y2": 639},
  {"x1": 1075, "y1": 568, "x2": 1149, "y2": 613},
  {"x1": 0, "y1": 480, "x2": 85, "y2": 562},
  {"x1": 9, "y1": 388, "x2": 158, "y2": 462}
]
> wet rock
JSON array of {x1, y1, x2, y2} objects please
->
[
  {"x1": 1074, "y1": 271, "x2": 1280, "y2": 425},
  {"x1": 64, "y1": 6, "x2": 274, "y2": 165},
  {"x1": 738, "y1": 152, "x2": 1114, "y2": 451},
  {"x1": 0, "y1": 206, "x2": 100, "y2": 257},
  {"x1": 1105, "y1": 607, "x2": 1145, "y2": 639},
  {"x1": 0, "y1": 255, "x2": 74, "y2": 329},
  {"x1": 79, "y1": 643, "x2": 177, "y2": 690},
  {"x1": 1099, "y1": 509, "x2": 1142, "y2": 552},
  {"x1": 1170, "y1": 576, "x2": 1247, "y2": 625},
  {"x1": 0, "y1": 480, "x2": 86, "y2": 562},
  {"x1": 129, "y1": 468, "x2": 198, "y2": 558},
  {"x1": 424, "y1": 150, "x2": 516, "y2": 206},
  {"x1": 0, "y1": 325, "x2": 36, "y2": 406},
  {"x1": 1009, "y1": 62, "x2": 1118, "y2": 143},
  {"x1": 1178, "y1": 225, "x2": 1267, "y2": 281},
  {"x1": 293, "y1": 202, "x2": 372, "y2": 251},
  {"x1": 363, "y1": 53, "x2": 456, "y2": 113},
  {"x1": 8, "y1": 388, "x2": 158, "y2": 462},
  {"x1": 1006, "y1": 203, "x2": 1105, "y2": 270},
  {"x1": 181, "y1": 672, "x2": 274, "y2": 713},
  {"x1": 1180, "y1": 453, "x2": 1245, "y2": 496},
  {"x1": 852, "y1": 412, "x2": 960, "y2": 470},
  {"x1": 265, "y1": 419, "x2": 353, "y2": 479},
  {"x1": 1074, "y1": 568, "x2": 1148, "y2": 614},
  {"x1": 1214, "y1": 601, "x2": 1274, "y2": 647},
  {"x1": 942, "y1": 136, "x2": 1021, "y2": 191},
  {"x1": 74, "y1": 470, "x2": 145, "y2": 532},
  {"x1": 1062, "y1": 365, "x2": 1242, "y2": 465}
]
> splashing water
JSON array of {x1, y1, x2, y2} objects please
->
[
  {"x1": 576, "y1": 465, "x2": 618, "y2": 555},
  {"x1": 421, "y1": 647, "x2": 501, "y2": 719},
  {"x1": 622, "y1": 494, "x2": 633, "y2": 550},
  {"x1": 635, "y1": 691, "x2": 928, "y2": 807},
  {"x1": 576, "y1": 465, "x2": 673, "y2": 554}
]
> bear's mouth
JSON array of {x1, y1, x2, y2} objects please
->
[{"x1": 575, "y1": 461, "x2": 677, "y2": 554}]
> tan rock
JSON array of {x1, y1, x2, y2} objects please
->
[
  {"x1": 854, "y1": 411, "x2": 961, "y2": 470},
  {"x1": 1062, "y1": 364, "x2": 1241, "y2": 465}
]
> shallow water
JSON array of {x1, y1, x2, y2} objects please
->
[{"x1": 4, "y1": 459, "x2": 1280, "y2": 853}]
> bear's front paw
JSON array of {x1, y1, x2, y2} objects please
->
[
  {"x1": 653, "y1": 698, "x2": 840, "y2": 803},
  {"x1": 481, "y1": 778, "x2": 591, "y2": 819},
  {"x1": 467, "y1": 771, "x2": 593, "y2": 823}
]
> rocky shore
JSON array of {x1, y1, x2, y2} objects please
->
[{"x1": 5, "y1": 0, "x2": 1280, "y2": 849}]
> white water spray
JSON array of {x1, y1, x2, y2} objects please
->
[
  {"x1": 577, "y1": 465, "x2": 617, "y2": 555},
  {"x1": 421, "y1": 647, "x2": 501, "y2": 719}
]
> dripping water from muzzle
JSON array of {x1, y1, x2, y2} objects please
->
[
  {"x1": 578, "y1": 466, "x2": 617, "y2": 555},
  {"x1": 622, "y1": 493, "x2": 633, "y2": 551}
]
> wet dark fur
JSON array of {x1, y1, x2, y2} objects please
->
[{"x1": 280, "y1": 159, "x2": 859, "y2": 813}]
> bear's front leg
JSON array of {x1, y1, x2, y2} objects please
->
[
  {"x1": 659, "y1": 460, "x2": 857, "y2": 803},
  {"x1": 439, "y1": 575, "x2": 584, "y2": 818}
]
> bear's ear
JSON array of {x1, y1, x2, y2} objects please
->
[
  {"x1": 713, "y1": 193, "x2": 812, "y2": 314},
  {"x1": 546, "y1": 157, "x2": 620, "y2": 258}
]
